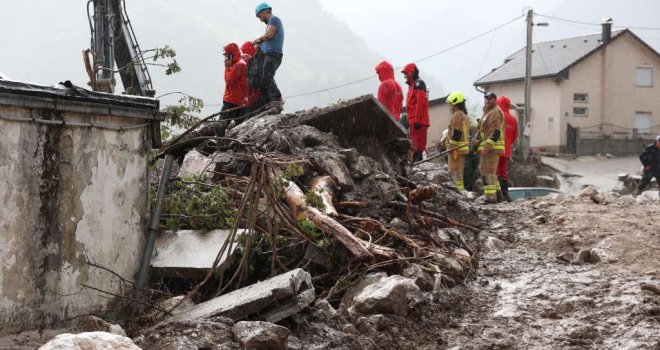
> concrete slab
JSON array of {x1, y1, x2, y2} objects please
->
[
  {"x1": 173, "y1": 268, "x2": 315, "y2": 323},
  {"x1": 151, "y1": 229, "x2": 244, "y2": 278}
]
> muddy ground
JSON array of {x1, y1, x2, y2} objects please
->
[{"x1": 286, "y1": 195, "x2": 660, "y2": 350}]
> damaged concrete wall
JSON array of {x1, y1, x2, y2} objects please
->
[{"x1": 0, "y1": 81, "x2": 159, "y2": 335}]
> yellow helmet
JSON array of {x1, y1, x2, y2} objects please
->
[{"x1": 446, "y1": 91, "x2": 465, "y2": 105}]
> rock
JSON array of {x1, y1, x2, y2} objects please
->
[
  {"x1": 484, "y1": 236, "x2": 505, "y2": 252},
  {"x1": 151, "y1": 229, "x2": 244, "y2": 278},
  {"x1": 640, "y1": 283, "x2": 660, "y2": 295},
  {"x1": 532, "y1": 201, "x2": 550, "y2": 209},
  {"x1": 179, "y1": 150, "x2": 214, "y2": 179},
  {"x1": 79, "y1": 315, "x2": 126, "y2": 336},
  {"x1": 390, "y1": 217, "x2": 410, "y2": 231},
  {"x1": 342, "y1": 324, "x2": 358, "y2": 334},
  {"x1": 313, "y1": 299, "x2": 338, "y2": 318},
  {"x1": 436, "y1": 229, "x2": 452, "y2": 242},
  {"x1": 349, "y1": 155, "x2": 381, "y2": 180},
  {"x1": 232, "y1": 321, "x2": 289, "y2": 350},
  {"x1": 575, "y1": 249, "x2": 601, "y2": 264},
  {"x1": 351, "y1": 275, "x2": 421, "y2": 316},
  {"x1": 435, "y1": 253, "x2": 464, "y2": 276},
  {"x1": 152, "y1": 296, "x2": 196, "y2": 318},
  {"x1": 453, "y1": 248, "x2": 472, "y2": 266},
  {"x1": 340, "y1": 272, "x2": 387, "y2": 312},
  {"x1": 412, "y1": 162, "x2": 451, "y2": 184},
  {"x1": 578, "y1": 186, "x2": 605, "y2": 204},
  {"x1": 39, "y1": 332, "x2": 141, "y2": 350},
  {"x1": 535, "y1": 215, "x2": 548, "y2": 224},
  {"x1": 402, "y1": 264, "x2": 435, "y2": 291},
  {"x1": 536, "y1": 175, "x2": 559, "y2": 188},
  {"x1": 172, "y1": 268, "x2": 315, "y2": 323},
  {"x1": 308, "y1": 151, "x2": 355, "y2": 192},
  {"x1": 605, "y1": 153, "x2": 614, "y2": 158}
]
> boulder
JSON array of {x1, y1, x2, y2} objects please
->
[
  {"x1": 135, "y1": 318, "x2": 237, "y2": 350},
  {"x1": 484, "y1": 236, "x2": 505, "y2": 252},
  {"x1": 402, "y1": 264, "x2": 435, "y2": 291},
  {"x1": 578, "y1": 186, "x2": 605, "y2": 204},
  {"x1": 351, "y1": 275, "x2": 421, "y2": 316},
  {"x1": 39, "y1": 332, "x2": 141, "y2": 350},
  {"x1": 79, "y1": 315, "x2": 126, "y2": 336},
  {"x1": 179, "y1": 150, "x2": 214, "y2": 179},
  {"x1": 232, "y1": 321, "x2": 289, "y2": 350},
  {"x1": 339, "y1": 272, "x2": 387, "y2": 312}
]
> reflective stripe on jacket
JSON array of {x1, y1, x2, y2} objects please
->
[
  {"x1": 447, "y1": 110, "x2": 470, "y2": 155},
  {"x1": 478, "y1": 107, "x2": 505, "y2": 154}
]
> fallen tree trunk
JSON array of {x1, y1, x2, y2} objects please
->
[
  {"x1": 281, "y1": 178, "x2": 375, "y2": 261},
  {"x1": 308, "y1": 176, "x2": 339, "y2": 216}
]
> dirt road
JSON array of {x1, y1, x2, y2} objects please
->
[{"x1": 443, "y1": 195, "x2": 660, "y2": 349}]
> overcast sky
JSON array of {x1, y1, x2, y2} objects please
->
[{"x1": 1, "y1": 0, "x2": 658, "y2": 114}]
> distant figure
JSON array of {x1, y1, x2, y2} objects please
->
[
  {"x1": 401, "y1": 63, "x2": 429, "y2": 163},
  {"x1": 375, "y1": 61, "x2": 403, "y2": 121},
  {"x1": 496, "y1": 95, "x2": 519, "y2": 201},
  {"x1": 445, "y1": 91, "x2": 471, "y2": 190},
  {"x1": 220, "y1": 43, "x2": 248, "y2": 135},
  {"x1": 478, "y1": 92, "x2": 505, "y2": 203},
  {"x1": 253, "y1": 3, "x2": 284, "y2": 107},
  {"x1": 241, "y1": 41, "x2": 265, "y2": 112},
  {"x1": 636, "y1": 135, "x2": 660, "y2": 196}
]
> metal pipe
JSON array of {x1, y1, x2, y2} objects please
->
[{"x1": 137, "y1": 154, "x2": 174, "y2": 287}]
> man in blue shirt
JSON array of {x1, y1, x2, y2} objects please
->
[{"x1": 253, "y1": 3, "x2": 284, "y2": 106}]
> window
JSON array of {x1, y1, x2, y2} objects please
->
[
  {"x1": 573, "y1": 93, "x2": 588, "y2": 103},
  {"x1": 573, "y1": 107, "x2": 588, "y2": 117},
  {"x1": 635, "y1": 112, "x2": 652, "y2": 134},
  {"x1": 636, "y1": 67, "x2": 653, "y2": 87}
]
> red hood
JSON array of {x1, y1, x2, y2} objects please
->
[
  {"x1": 241, "y1": 41, "x2": 257, "y2": 57},
  {"x1": 375, "y1": 61, "x2": 395, "y2": 82},
  {"x1": 223, "y1": 43, "x2": 241, "y2": 64},
  {"x1": 401, "y1": 63, "x2": 418, "y2": 80},
  {"x1": 496, "y1": 95, "x2": 511, "y2": 111}
]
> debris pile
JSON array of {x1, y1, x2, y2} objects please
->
[{"x1": 35, "y1": 96, "x2": 485, "y2": 349}]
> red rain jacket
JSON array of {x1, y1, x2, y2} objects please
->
[
  {"x1": 402, "y1": 63, "x2": 429, "y2": 127},
  {"x1": 241, "y1": 41, "x2": 257, "y2": 61},
  {"x1": 496, "y1": 96, "x2": 519, "y2": 158},
  {"x1": 375, "y1": 61, "x2": 403, "y2": 120},
  {"x1": 223, "y1": 43, "x2": 248, "y2": 106}
]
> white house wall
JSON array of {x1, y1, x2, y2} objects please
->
[{"x1": 0, "y1": 106, "x2": 150, "y2": 334}]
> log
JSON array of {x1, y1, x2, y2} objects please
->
[
  {"x1": 308, "y1": 176, "x2": 338, "y2": 216},
  {"x1": 281, "y1": 179, "x2": 374, "y2": 261}
]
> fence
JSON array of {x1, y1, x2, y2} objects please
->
[{"x1": 567, "y1": 123, "x2": 660, "y2": 156}]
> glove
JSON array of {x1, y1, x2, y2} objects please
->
[{"x1": 414, "y1": 123, "x2": 420, "y2": 130}]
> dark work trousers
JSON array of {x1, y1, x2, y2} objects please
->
[
  {"x1": 262, "y1": 53, "x2": 283, "y2": 104},
  {"x1": 218, "y1": 102, "x2": 246, "y2": 137},
  {"x1": 638, "y1": 169, "x2": 660, "y2": 193}
]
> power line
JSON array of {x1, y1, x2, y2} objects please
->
[
  {"x1": 535, "y1": 13, "x2": 660, "y2": 31},
  {"x1": 283, "y1": 14, "x2": 524, "y2": 99}
]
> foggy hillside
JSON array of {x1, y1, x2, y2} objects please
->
[{"x1": 0, "y1": 0, "x2": 443, "y2": 114}]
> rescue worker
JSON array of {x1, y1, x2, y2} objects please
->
[
  {"x1": 496, "y1": 95, "x2": 519, "y2": 201},
  {"x1": 241, "y1": 41, "x2": 265, "y2": 113},
  {"x1": 253, "y1": 3, "x2": 284, "y2": 106},
  {"x1": 375, "y1": 61, "x2": 403, "y2": 120},
  {"x1": 401, "y1": 63, "x2": 429, "y2": 162},
  {"x1": 636, "y1": 135, "x2": 660, "y2": 196},
  {"x1": 220, "y1": 43, "x2": 248, "y2": 135},
  {"x1": 463, "y1": 119, "x2": 481, "y2": 192},
  {"x1": 445, "y1": 91, "x2": 471, "y2": 190},
  {"x1": 478, "y1": 92, "x2": 505, "y2": 203}
]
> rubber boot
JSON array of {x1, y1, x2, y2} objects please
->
[{"x1": 500, "y1": 178, "x2": 512, "y2": 202}]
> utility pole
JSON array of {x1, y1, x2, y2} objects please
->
[{"x1": 523, "y1": 8, "x2": 533, "y2": 161}]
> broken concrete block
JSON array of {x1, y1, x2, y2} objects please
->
[
  {"x1": 402, "y1": 264, "x2": 435, "y2": 291},
  {"x1": 38, "y1": 332, "x2": 141, "y2": 350},
  {"x1": 173, "y1": 268, "x2": 315, "y2": 323},
  {"x1": 351, "y1": 275, "x2": 421, "y2": 316},
  {"x1": 151, "y1": 229, "x2": 244, "y2": 278},
  {"x1": 313, "y1": 299, "x2": 338, "y2": 318},
  {"x1": 232, "y1": 321, "x2": 289, "y2": 350},
  {"x1": 135, "y1": 318, "x2": 236, "y2": 350}
]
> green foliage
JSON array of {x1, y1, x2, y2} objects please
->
[
  {"x1": 304, "y1": 189, "x2": 326, "y2": 212},
  {"x1": 269, "y1": 164, "x2": 306, "y2": 197},
  {"x1": 157, "y1": 180, "x2": 235, "y2": 231},
  {"x1": 160, "y1": 94, "x2": 205, "y2": 141},
  {"x1": 297, "y1": 215, "x2": 325, "y2": 244},
  {"x1": 153, "y1": 46, "x2": 181, "y2": 75}
]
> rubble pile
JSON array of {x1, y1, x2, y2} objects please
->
[{"x1": 57, "y1": 96, "x2": 485, "y2": 349}]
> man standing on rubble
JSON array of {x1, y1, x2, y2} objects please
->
[
  {"x1": 445, "y1": 91, "x2": 471, "y2": 190},
  {"x1": 401, "y1": 63, "x2": 429, "y2": 162},
  {"x1": 496, "y1": 95, "x2": 518, "y2": 202},
  {"x1": 253, "y1": 3, "x2": 284, "y2": 108},
  {"x1": 478, "y1": 92, "x2": 505, "y2": 203},
  {"x1": 375, "y1": 61, "x2": 403, "y2": 121},
  {"x1": 636, "y1": 135, "x2": 660, "y2": 196},
  {"x1": 220, "y1": 43, "x2": 248, "y2": 135}
]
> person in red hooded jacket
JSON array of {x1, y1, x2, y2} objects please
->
[
  {"x1": 401, "y1": 63, "x2": 430, "y2": 162},
  {"x1": 496, "y1": 95, "x2": 519, "y2": 201},
  {"x1": 241, "y1": 41, "x2": 264, "y2": 112},
  {"x1": 220, "y1": 43, "x2": 248, "y2": 135},
  {"x1": 375, "y1": 61, "x2": 403, "y2": 121}
]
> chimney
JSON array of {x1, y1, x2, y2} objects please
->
[{"x1": 601, "y1": 18, "x2": 613, "y2": 44}]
